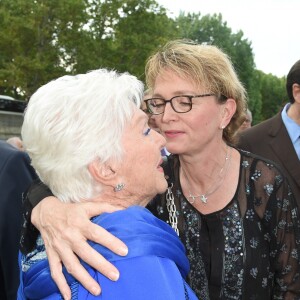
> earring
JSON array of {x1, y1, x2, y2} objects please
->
[
  {"x1": 114, "y1": 183, "x2": 125, "y2": 192},
  {"x1": 220, "y1": 125, "x2": 225, "y2": 129}
]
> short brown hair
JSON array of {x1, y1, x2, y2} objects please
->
[
  {"x1": 286, "y1": 60, "x2": 300, "y2": 104},
  {"x1": 145, "y1": 39, "x2": 247, "y2": 144}
]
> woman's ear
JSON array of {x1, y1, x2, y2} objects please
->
[
  {"x1": 221, "y1": 98, "x2": 237, "y2": 127},
  {"x1": 88, "y1": 159, "x2": 117, "y2": 184},
  {"x1": 293, "y1": 83, "x2": 300, "y2": 103}
]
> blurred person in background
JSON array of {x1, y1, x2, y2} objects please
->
[
  {"x1": 238, "y1": 108, "x2": 252, "y2": 131},
  {"x1": 6, "y1": 136, "x2": 24, "y2": 151}
]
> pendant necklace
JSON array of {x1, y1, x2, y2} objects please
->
[{"x1": 182, "y1": 145, "x2": 231, "y2": 204}]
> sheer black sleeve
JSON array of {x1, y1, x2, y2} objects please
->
[
  {"x1": 20, "y1": 179, "x2": 53, "y2": 254},
  {"x1": 254, "y1": 160, "x2": 300, "y2": 298}
]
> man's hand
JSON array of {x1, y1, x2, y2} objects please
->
[{"x1": 32, "y1": 197, "x2": 128, "y2": 300}]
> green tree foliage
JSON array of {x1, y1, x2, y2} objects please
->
[
  {"x1": 92, "y1": 0, "x2": 177, "y2": 79},
  {"x1": 0, "y1": 0, "x2": 93, "y2": 98},
  {"x1": 0, "y1": 0, "x2": 174, "y2": 98},
  {"x1": 0, "y1": 0, "x2": 287, "y2": 122},
  {"x1": 249, "y1": 70, "x2": 263, "y2": 124},
  {"x1": 256, "y1": 70, "x2": 287, "y2": 120}
]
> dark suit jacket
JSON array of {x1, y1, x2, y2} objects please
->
[
  {"x1": 238, "y1": 112, "x2": 300, "y2": 207},
  {"x1": 0, "y1": 141, "x2": 36, "y2": 300}
]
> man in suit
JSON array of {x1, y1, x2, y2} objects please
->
[
  {"x1": 0, "y1": 140, "x2": 36, "y2": 299},
  {"x1": 238, "y1": 59, "x2": 300, "y2": 206}
]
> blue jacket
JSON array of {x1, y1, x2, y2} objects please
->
[{"x1": 18, "y1": 206, "x2": 198, "y2": 299}]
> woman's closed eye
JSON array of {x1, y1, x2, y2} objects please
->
[{"x1": 143, "y1": 127, "x2": 151, "y2": 136}]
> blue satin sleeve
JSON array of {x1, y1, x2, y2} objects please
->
[{"x1": 18, "y1": 255, "x2": 197, "y2": 300}]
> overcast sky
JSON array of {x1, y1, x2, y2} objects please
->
[{"x1": 157, "y1": 0, "x2": 300, "y2": 77}]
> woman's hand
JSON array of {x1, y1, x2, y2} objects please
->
[{"x1": 31, "y1": 196, "x2": 128, "y2": 300}]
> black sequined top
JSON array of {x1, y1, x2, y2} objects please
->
[{"x1": 148, "y1": 149, "x2": 300, "y2": 300}]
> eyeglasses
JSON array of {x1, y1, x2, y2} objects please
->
[
  {"x1": 144, "y1": 94, "x2": 216, "y2": 115},
  {"x1": 141, "y1": 108, "x2": 151, "y2": 115}
]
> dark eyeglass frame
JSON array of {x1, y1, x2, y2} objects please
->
[
  {"x1": 144, "y1": 93, "x2": 216, "y2": 115},
  {"x1": 141, "y1": 108, "x2": 151, "y2": 115}
]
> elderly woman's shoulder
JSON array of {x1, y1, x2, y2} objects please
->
[{"x1": 93, "y1": 206, "x2": 178, "y2": 236}]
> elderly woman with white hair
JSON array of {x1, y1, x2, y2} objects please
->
[{"x1": 17, "y1": 69, "x2": 198, "y2": 300}]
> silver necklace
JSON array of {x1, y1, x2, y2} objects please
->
[{"x1": 182, "y1": 145, "x2": 231, "y2": 204}]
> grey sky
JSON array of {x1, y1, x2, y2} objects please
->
[{"x1": 157, "y1": 0, "x2": 300, "y2": 77}]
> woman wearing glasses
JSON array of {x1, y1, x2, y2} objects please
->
[{"x1": 22, "y1": 40, "x2": 300, "y2": 299}]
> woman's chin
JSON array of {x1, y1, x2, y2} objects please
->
[{"x1": 158, "y1": 180, "x2": 168, "y2": 194}]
